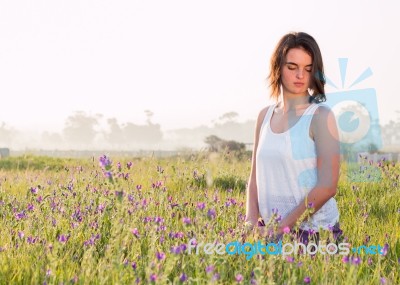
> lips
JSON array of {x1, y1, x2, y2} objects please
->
[{"x1": 294, "y1": 82, "x2": 304, "y2": 86}]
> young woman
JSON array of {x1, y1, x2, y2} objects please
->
[{"x1": 244, "y1": 32, "x2": 342, "y2": 243}]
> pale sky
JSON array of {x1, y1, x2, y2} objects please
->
[{"x1": 0, "y1": 0, "x2": 399, "y2": 133}]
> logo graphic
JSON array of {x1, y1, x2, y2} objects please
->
[
  {"x1": 324, "y1": 58, "x2": 382, "y2": 182},
  {"x1": 289, "y1": 58, "x2": 382, "y2": 183}
]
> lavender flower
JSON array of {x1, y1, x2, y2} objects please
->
[
  {"x1": 18, "y1": 231, "x2": 24, "y2": 239},
  {"x1": 30, "y1": 187, "x2": 38, "y2": 195},
  {"x1": 150, "y1": 273, "x2": 157, "y2": 282},
  {"x1": 286, "y1": 256, "x2": 294, "y2": 263},
  {"x1": 381, "y1": 243, "x2": 389, "y2": 256},
  {"x1": 58, "y1": 234, "x2": 68, "y2": 243},
  {"x1": 156, "y1": 251, "x2": 165, "y2": 261},
  {"x1": 180, "y1": 273, "x2": 188, "y2": 282},
  {"x1": 303, "y1": 276, "x2": 311, "y2": 284},
  {"x1": 131, "y1": 228, "x2": 140, "y2": 238},
  {"x1": 196, "y1": 202, "x2": 205, "y2": 210},
  {"x1": 205, "y1": 265, "x2": 214, "y2": 274},
  {"x1": 235, "y1": 274, "x2": 243, "y2": 283},
  {"x1": 207, "y1": 208, "x2": 216, "y2": 220},
  {"x1": 99, "y1": 155, "x2": 112, "y2": 169},
  {"x1": 351, "y1": 256, "x2": 361, "y2": 265}
]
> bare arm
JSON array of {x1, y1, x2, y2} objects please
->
[
  {"x1": 245, "y1": 107, "x2": 269, "y2": 226},
  {"x1": 278, "y1": 105, "x2": 340, "y2": 231}
]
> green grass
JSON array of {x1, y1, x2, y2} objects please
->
[{"x1": 0, "y1": 152, "x2": 398, "y2": 284}]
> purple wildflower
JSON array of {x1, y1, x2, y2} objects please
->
[
  {"x1": 154, "y1": 216, "x2": 164, "y2": 224},
  {"x1": 180, "y1": 273, "x2": 188, "y2": 282},
  {"x1": 15, "y1": 211, "x2": 26, "y2": 220},
  {"x1": 175, "y1": 232, "x2": 184, "y2": 239},
  {"x1": 235, "y1": 274, "x2": 243, "y2": 283},
  {"x1": 18, "y1": 231, "x2": 24, "y2": 239},
  {"x1": 156, "y1": 251, "x2": 165, "y2": 261},
  {"x1": 180, "y1": 243, "x2": 187, "y2": 252},
  {"x1": 205, "y1": 265, "x2": 215, "y2": 274},
  {"x1": 342, "y1": 256, "x2": 349, "y2": 263},
  {"x1": 286, "y1": 256, "x2": 294, "y2": 263},
  {"x1": 131, "y1": 262, "x2": 137, "y2": 270},
  {"x1": 30, "y1": 187, "x2": 38, "y2": 194},
  {"x1": 380, "y1": 277, "x2": 387, "y2": 284},
  {"x1": 99, "y1": 155, "x2": 112, "y2": 169},
  {"x1": 304, "y1": 276, "x2": 311, "y2": 284},
  {"x1": 182, "y1": 217, "x2": 191, "y2": 225},
  {"x1": 351, "y1": 256, "x2": 361, "y2": 265},
  {"x1": 381, "y1": 244, "x2": 388, "y2": 256},
  {"x1": 58, "y1": 234, "x2": 68, "y2": 243},
  {"x1": 127, "y1": 162, "x2": 133, "y2": 169},
  {"x1": 170, "y1": 245, "x2": 183, "y2": 254},
  {"x1": 150, "y1": 273, "x2": 157, "y2": 282},
  {"x1": 207, "y1": 208, "x2": 216, "y2": 220},
  {"x1": 197, "y1": 202, "x2": 205, "y2": 210},
  {"x1": 368, "y1": 257, "x2": 373, "y2": 265},
  {"x1": 212, "y1": 273, "x2": 220, "y2": 281},
  {"x1": 27, "y1": 236, "x2": 37, "y2": 244},
  {"x1": 131, "y1": 228, "x2": 140, "y2": 238}
]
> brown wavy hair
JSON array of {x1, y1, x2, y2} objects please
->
[{"x1": 267, "y1": 32, "x2": 326, "y2": 103}]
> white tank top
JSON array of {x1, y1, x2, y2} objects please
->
[{"x1": 256, "y1": 102, "x2": 339, "y2": 231}]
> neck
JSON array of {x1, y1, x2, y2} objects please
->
[{"x1": 278, "y1": 94, "x2": 310, "y2": 112}]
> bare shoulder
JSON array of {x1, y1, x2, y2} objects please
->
[
  {"x1": 256, "y1": 105, "x2": 271, "y2": 126},
  {"x1": 312, "y1": 104, "x2": 336, "y2": 125},
  {"x1": 311, "y1": 103, "x2": 339, "y2": 139}
]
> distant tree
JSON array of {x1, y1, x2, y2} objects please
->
[
  {"x1": 204, "y1": 135, "x2": 245, "y2": 152},
  {"x1": 0, "y1": 122, "x2": 15, "y2": 146},
  {"x1": 124, "y1": 122, "x2": 163, "y2": 145},
  {"x1": 218, "y1": 112, "x2": 239, "y2": 122},
  {"x1": 41, "y1": 131, "x2": 64, "y2": 148},
  {"x1": 144, "y1": 110, "x2": 154, "y2": 125},
  {"x1": 63, "y1": 111, "x2": 100, "y2": 146},
  {"x1": 204, "y1": 135, "x2": 223, "y2": 152},
  {"x1": 106, "y1": 118, "x2": 125, "y2": 146}
]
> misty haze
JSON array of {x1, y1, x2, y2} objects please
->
[
  {"x1": 1, "y1": 108, "x2": 400, "y2": 157},
  {"x1": 0, "y1": 110, "x2": 256, "y2": 155}
]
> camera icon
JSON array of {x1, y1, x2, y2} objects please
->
[
  {"x1": 324, "y1": 59, "x2": 382, "y2": 182},
  {"x1": 325, "y1": 88, "x2": 382, "y2": 154},
  {"x1": 290, "y1": 58, "x2": 382, "y2": 183}
]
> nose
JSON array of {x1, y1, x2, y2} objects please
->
[{"x1": 296, "y1": 68, "x2": 304, "y2": 79}]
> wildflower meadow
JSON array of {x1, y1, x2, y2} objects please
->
[{"x1": 0, "y1": 152, "x2": 399, "y2": 284}]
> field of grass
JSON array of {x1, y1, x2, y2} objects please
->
[{"x1": 0, "y1": 152, "x2": 399, "y2": 284}]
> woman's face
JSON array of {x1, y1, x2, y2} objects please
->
[{"x1": 281, "y1": 47, "x2": 312, "y2": 96}]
